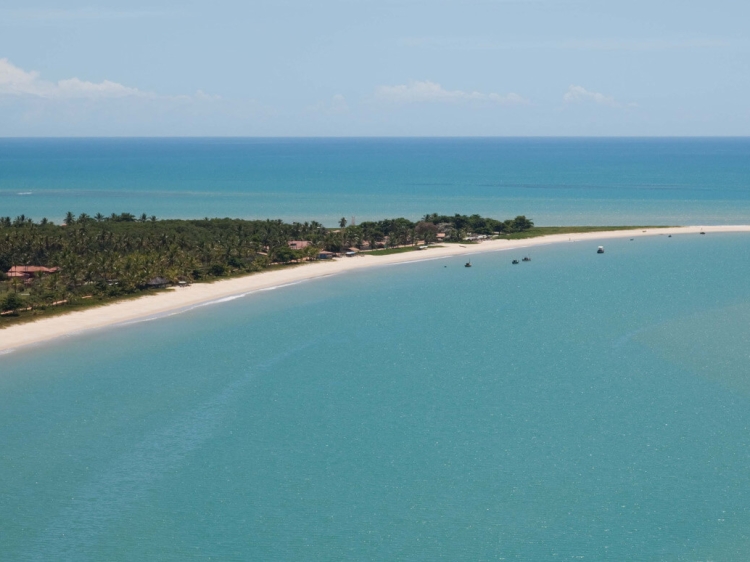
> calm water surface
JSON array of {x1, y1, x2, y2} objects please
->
[
  {"x1": 3, "y1": 234, "x2": 750, "y2": 559},
  {"x1": 1, "y1": 138, "x2": 750, "y2": 225}
]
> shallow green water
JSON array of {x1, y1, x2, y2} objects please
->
[{"x1": 3, "y1": 234, "x2": 750, "y2": 560}]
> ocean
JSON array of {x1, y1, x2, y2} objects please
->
[
  {"x1": 3, "y1": 138, "x2": 750, "y2": 559},
  {"x1": 1, "y1": 137, "x2": 750, "y2": 226},
  {"x1": 3, "y1": 233, "x2": 750, "y2": 559}
]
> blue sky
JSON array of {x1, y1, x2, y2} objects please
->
[{"x1": 0, "y1": 0, "x2": 747, "y2": 136}]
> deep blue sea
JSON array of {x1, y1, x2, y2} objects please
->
[
  {"x1": 1, "y1": 138, "x2": 750, "y2": 225},
  {"x1": 3, "y1": 234, "x2": 750, "y2": 559}
]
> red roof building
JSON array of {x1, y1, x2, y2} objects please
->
[{"x1": 7, "y1": 266, "x2": 60, "y2": 279}]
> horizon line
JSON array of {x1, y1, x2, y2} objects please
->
[{"x1": 1, "y1": 135, "x2": 750, "y2": 140}]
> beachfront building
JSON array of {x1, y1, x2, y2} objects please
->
[
  {"x1": 7, "y1": 266, "x2": 60, "y2": 282},
  {"x1": 146, "y1": 277, "x2": 170, "y2": 289},
  {"x1": 318, "y1": 251, "x2": 335, "y2": 260},
  {"x1": 463, "y1": 233, "x2": 490, "y2": 241},
  {"x1": 288, "y1": 240, "x2": 312, "y2": 250}
]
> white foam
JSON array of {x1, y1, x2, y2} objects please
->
[
  {"x1": 116, "y1": 279, "x2": 313, "y2": 328},
  {"x1": 194, "y1": 293, "x2": 250, "y2": 305}
]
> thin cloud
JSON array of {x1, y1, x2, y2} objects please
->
[
  {"x1": 563, "y1": 85, "x2": 637, "y2": 108},
  {"x1": 0, "y1": 58, "x2": 151, "y2": 99},
  {"x1": 0, "y1": 58, "x2": 269, "y2": 135},
  {"x1": 0, "y1": 58, "x2": 217, "y2": 102},
  {"x1": 330, "y1": 94, "x2": 349, "y2": 113},
  {"x1": 307, "y1": 94, "x2": 350, "y2": 115},
  {"x1": 375, "y1": 80, "x2": 529, "y2": 105}
]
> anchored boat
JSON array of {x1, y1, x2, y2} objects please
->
[{"x1": 597, "y1": 246, "x2": 604, "y2": 254}]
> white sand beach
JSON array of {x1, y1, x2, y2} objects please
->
[{"x1": 2, "y1": 225, "x2": 749, "y2": 354}]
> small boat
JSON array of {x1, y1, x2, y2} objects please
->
[
  {"x1": 668, "y1": 235, "x2": 672, "y2": 238},
  {"x1": 597, "y1": 246, "x2": 604, "y2": 254},
  {"x1": 630, "y1": 238, "x2": 634, "y2": 241},
  {"x1": 522, "y1": 256, "x2": 531, "y2": 262},
  {"x1": 512, "y1": 259, "x2": 519, "y2": 264},
  {"x1": 700, "y1": 231, "x2": 705, "y2": 235},
  {"x1": 465, "y1": 262, "x2": 472, "y2": 268}
]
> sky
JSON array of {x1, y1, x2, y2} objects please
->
[{"x1": 0, "y1": 0, "x2": 748, "y2": 136}]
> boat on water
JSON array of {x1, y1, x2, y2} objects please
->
[
  {"x1": 465, "y1": 262, "x2": 472, "y2": 268},
  {"x1": 522, "y1": 256, "x2": 531, "y2": 262},
  {"x1": 597, "y1": 246, "x2": 604, "y2": 254},
  {"x1": 512, "y1": 259, "x2": 519, "y2": 264}
]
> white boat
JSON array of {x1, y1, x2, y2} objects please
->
[{"x1": 597, "y1": 246, "x2": 604, "y2": 254}]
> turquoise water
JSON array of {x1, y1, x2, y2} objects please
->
[
  {"x1": 3, "y1": 234, "x2": 750, "y2": 559},
  {"x1": 2, "y1": 138, "x2": 750, "y2": 225}
]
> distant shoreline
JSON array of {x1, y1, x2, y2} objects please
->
[{"x1": 2, "y1": 225, "x2": 749, "y2": 355}]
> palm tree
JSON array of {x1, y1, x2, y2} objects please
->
[{"x1": 1, "y1": 291, "x2": 24, "y2": 312}]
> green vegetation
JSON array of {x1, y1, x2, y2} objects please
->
[
  {"x1": 1, "y1": 213, "x2": 326, "y2": 321},
  {"x1": 1, "y1": 292, "x2": 24, "y2": 312},
  {"x1": 497, "y1": 225, "x2": 666, "y2": 240},
  {"x1": 0, "y1": 211, "x2": 535, "y2": 325},
  {"x1": 420, "y1": 213, "x2": 533, "y2": 238},
  {"x1": 368, "y1": 246, "x2": 442, "y2": 256},
  {"x1": 1, "y1": 212, "x2": 657, "y2": 326}
]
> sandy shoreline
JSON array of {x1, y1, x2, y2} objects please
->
[{"x1": 2, "y1": 225, "x2": 749, "y2": 354}]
